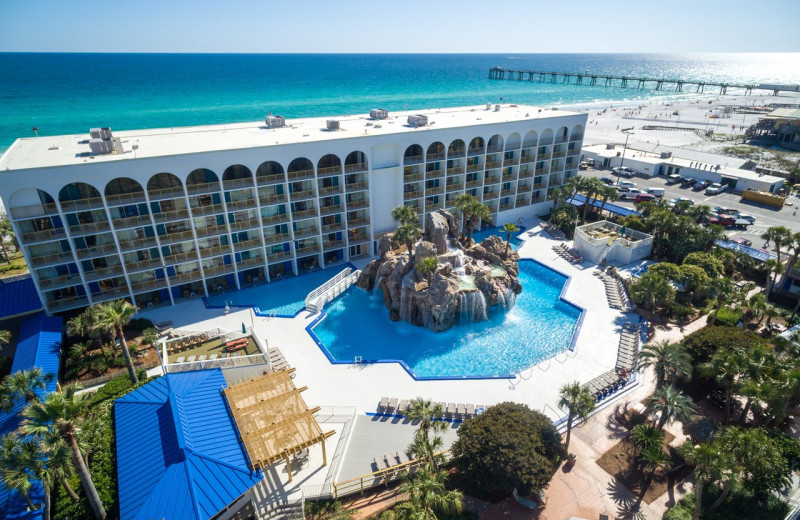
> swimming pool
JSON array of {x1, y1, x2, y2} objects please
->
[
  {"x1": 205, "y1": 266, "x2": 352, "y2": 316},
  {"x1": 309, "y1": 259, "x2": 583, "y2": 379},
  {"x1": 471, "y1": 225, "x2": 526, "y2": 250}
]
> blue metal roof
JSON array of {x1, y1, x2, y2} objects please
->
[
  {"x1": 715, "y1": 240, "x2": 777, "y2": 262},
  {"x1": 115, "y1": 369, "x2": 261, "y2": 520},
  {"x1": 0, "y1": 274, "x2": 43, "y2": 320},
  {"x1": 0, "y1": 312, "x2": 62, "y2": 520},
  {"x1": 566, "y1": 194, "x2": 642, "y2": 217}
]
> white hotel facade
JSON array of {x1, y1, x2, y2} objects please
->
[{"x1": 0, "y1": 105, "x2": 587, "y2": 314}]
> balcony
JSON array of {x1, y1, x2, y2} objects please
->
[
  {"x1": 504, "y1": 158, "x2": 519, "y2": 167},
  {"x1": 465, "y1": 180, "x2": 482, "y2": 189},
  {"x1": 159, "y1": 229, "x2": 195, "y2": 245},
  {"x1": 148, "y1": 186, "x2": 186, "y2": 201},
  {"x1": 38, "y1": 273, "x2": 82, "y2": 290},
  {"x1": 76, "y1": 243, "x2": 120, "y2": 259},
  {"x1": 262, "y1": 213, "x2": 290, "y2": 226},
  {"x1": 294, "y1": 244, "x2": 321, "y2": 256},
  {"x1": 190, "y1": 203, "x2": 225, "y2": 217},
  {"x1": 238, "y1": 256, "x2": 265, "y2": 269},
  {"x1": 520, "y1": 155, "x2": 536, "y2": 164},
  {"x1": 202, "y1": 264, "x2": 235, "y2": 277},
  {"x1": 485, "y1": 161, "x2": 502, "y2": 169},
  {"x1": 195, "y1": 224, "x2": 228, "y2": 239},
  {"x1": 345, "y1": 181, "x2": 368, "y2": 193},
  {"x1": 319, "y1": 204, "x2": 343, "y2": 216},
  {"x1": 264, "y1": 233, "x2": 291, "y2": 246},
  {"x1": 347, "y1": 198, "x2": 369, "y2": 210},
  {"x1": 223, "y1": 178, "x2": 254, "y2": 191},
  {"x1": 257, "y1": 173, "x2": 286, "y2": 186},
  {"x1": 404, "y1": 173, "x2": 424, "y2": 182},
  {"x1": 289, "y1": 189, "x2": 315, "y2": 201},
  {"x1": 483, "y1": 191, "x2": 499, "y2": 200},
  {"x1": 466, "y1": 163, "x2": 483, "y2": 173},
  {"x1": 294, "y1": 227, "x2": 320, "y2": 239},
  {"x1": 502, "y1": 173, "x2": 517, "y2": 182},
  {"x1": 348, "y1": 232, "x2": 369, "y2": 245},
  {"x1": 426, "y1": 152, "x2": 445, "y2": 161},
  {"x1": 533, "y1": 183, "x2": 547, "y2": 190},
  {"x1": 486, "y1": 146, "x2": 503, "y2": 154},
  {"x1": 234, "y1": 238, "x2": 262, "y2": 252},
  {"x1": 518, "y1": 170, "x2": 533, "y2": 179},
  {"x1": 152, "y1": 208, "x2": 190, "y2": 223},
  {"x1": 59, "y1": 197, "x2": 105, "y2": 213},
  {"x1": 404, "y1": 190, "x2": 423, "y2": 200},
  {"x1": 552, "y1": 151, "x2": 567, "y2": 159},
  {"x1": 537, "y1": 154, "x2": 552, "y2": 162},
  {"x1": 199, "y1": 244, "x2": 231, "y2": 258},
  {"x1": 536, "y1": 167, "x2": 549, "y2": 175},
  {"x1": 112, "y1": 214, "x2": 152, "y2": 230},
  {"x1": 30, "y1": 250, "x2": 73, "y2": 268},
  {"x1": 501, "y1": 188, "x2": 515, "y2": 197},
  {"x1": 344, "y1": 162, "x2": 368, "y2": 173},
  {"x1": 125, "y1": 257, "x2": 163, "y2": 273},
  {"x1": 321, "y1": 222, "x2": 345, "y2": 233},
  {"x1": 446, "y1": 167, "x2": 464, "y2": 175},
  {"x1": 69, "y1": 221, "x2": 111, "y2": 236},
  {"x1": 426, "y1": 170, "x2": 444, "y2": 179},
  {"x1": 484, "y1": 175, "x2": 501, "y2": 185},
  {"x1": 292, "y1": 208, "x2": 318, "y2": 220},
  {"x1": 346, "y1": 217, "x2": 368, "y2": 228},
  {"x1": 516, "y1": 197, "x2": 531, "y2": 207},
  {"x1": 162, "y1": 251, "x2": 198, "y2": 266},
  {"x1": 119, "y1": 236, "x2": 158, "y2": 253},
  {"x1": 448, "y1": 150, "x2": 465, "y2": 159},
  {"x1": 105, "y1": 192, "x2": 147, "y2": 206},
  {"x1": 83, "y1": 265, "x2": 125, "y2": 282},
  {"x1": 186, "y1": 183, "x2": 220, "y2": 196},
  {"x1": 11, "y1": 203, "x2": 60, "y2": 219},
  {"x1": 169, "y1": 270, "x2": 203, "y2": 285},
  {"x1": 404, "y1": 155, "x2": 423, "y2": 165},
  {"x1": 268, "y1": 251, "x2": 294, "y2": 263},
  {"x1": 130, "y1": 278, "x2": 167, "y2": 293},
  {"x1": 426, "y1": 186, "x2": 444, "y2": 196},
  {"x1": 288, "y1": 169, "x2": 315, "y2": 182},
  {"x1": 317, "y1": 185, "x2": 342, "y2": 197},
  {"x1": 517, "y1": 184, "x2": 532, "y2": 193},
  {"x1": 228, "y1": 219, "x2": 260, "y2": 232},
  {"x1": 322, "y1": 239, "x2": 344, "y2": 250},
  {"x1": 446, "y1": 182, "x2": 464, "y2": 191},
  {"x1": 317, "y1": 166, "x2": 342, "y2": 177},
  {"x1": 499, "y1": 203, "x2": 513, "y2": 211},
  {"x1": 426, "y1": 201, "x2": 444, "y2": 211},
  {"x1": 226, "y1": 198, "x2": 257, "y2": 211},
  {"x1": 259, "y1": 193, "x2": 288, "y2": 206},
  {"x1": 47, "y1": 295, "x2": 89, "y2": 313}
]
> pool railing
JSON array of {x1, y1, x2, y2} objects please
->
[{"x1": 305, "y1": 267, "x2": 361, "y2": 313}]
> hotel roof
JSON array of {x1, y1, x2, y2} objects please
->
[
  {"x1": 0, "y1": 104, "x2": 584, "y2": 172},
  {"x1": 115, "y1": 369, "x2": 262, "y2": 520}
]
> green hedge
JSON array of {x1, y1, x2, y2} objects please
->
[{"x1": 712, "y1": 307, "x2": 742, "y2": 327}]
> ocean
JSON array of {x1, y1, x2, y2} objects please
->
[{"x1": 1, "y1": 53, "x2": 798, "y2": 153}]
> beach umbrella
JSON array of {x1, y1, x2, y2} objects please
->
[
  {"x1": 242, "y1": 322, "x2": 247, "y2": 334},
  {"x1": 621, "y1": 225, "x2": 627, "y2": 237}
]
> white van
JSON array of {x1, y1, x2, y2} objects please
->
[{"x1": 645, "y1": 187, "x2": 665, "y2": 198}]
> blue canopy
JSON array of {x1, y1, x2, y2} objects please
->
[
  {"x1": 0, "y1": 274, "x2": 42, "y2": 320},
  {"x1": 715, "y1": 240, "x2": 776, "y2": 262},
  {"x1": 566, "y1": 194, "x2": 641, "y2": 218}
]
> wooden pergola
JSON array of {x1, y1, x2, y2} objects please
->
[{"x1": 223, "y1": 369, "x2": 335, "y2": 481}]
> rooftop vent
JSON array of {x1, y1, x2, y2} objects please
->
[
  {"x1": 265, "y1": 115, "x2": 286, "y2": 128},
  {"x1": 89, "y1": 138, "x2": 114, "y2": 155},
  {"x1": 90, "y1": 127, "x2": 113, "y2": 140},
  {"x1": 606, "y1": 144, "x2": 616, "y2": 149},
  {"x1": 660, "y1": 151, "x2": 672, "y2": 159},
  {"x1": 407, "y1": 114, "x2": 428, "y2": 127},
  {"x1": 326, "y1": 120, "x2": 340, "y2": 131},
  {"x1": 370, "y1": 109, "x2": 388, "y2": 120},
  {"x1": 88, "y1": 127, "x2": 120, "y2": 155}
]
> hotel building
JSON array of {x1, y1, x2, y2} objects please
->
[{"x1": 0, "y1": 105, "x2": 587, "y2": 314}]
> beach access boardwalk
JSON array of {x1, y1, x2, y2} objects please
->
[{"x1": 488, "y1": 67, "x2": 800, "y2": 95}]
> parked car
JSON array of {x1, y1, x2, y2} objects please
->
[
  {"x1": 730, "y1": 237, "x2": 753, "y2": 247},
  {"x1": 713, "y1": 206, "x2": 738, "y2": 215},
  {"x1": 681, "y1": 177, "x2": 697, "y2": 187},
  {"x1": 644, "y1": 187, "x2": 665, "y2": 198},
  {"x1": 599, "y1": 177, "x2": 615, "y2": 185},
  {"x1": 669, "y1": 197, "x2": 695, "y2": 207},
  {"x1": 619, "y1": 188, "x2": 642, "y2": 200},
  {"x1": 666, "y1": 174, "x2": 683, "y2": 185},
  {"x1": 693, "y1": 180, "x2": 710, "y2": 191},
  {"x1": 635, "y1": 193, "x2": 656, "y2": 204},
  {"x1": 617, "y1": 180, "x2": 637, "y2": 189},
  {"x1": 579, "y1": 161, "x2": 589, "y2": 170},
  {"x1": 736, "y1": 213, "x2": 756, "y2": 223},
  {"x1": 705, "y1": 183, "x2": 727, "y2": 195},
  {"x1": 612, "y1": 166, "x2": 636, "y2": 178},
  {"x1": 708, "y1": 214, "x2": 736, "y2": 227}
]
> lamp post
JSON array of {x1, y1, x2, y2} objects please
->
[{"x1": 616, "y1": 128, "x2": 634, "y2": 186}]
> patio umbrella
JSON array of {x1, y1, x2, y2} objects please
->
[
  {"x1": 242, "y1": 322, "x2": 247, "y2": 334},
  {"x1": 620, "y1": 225, "x2": 627, "y2": 237}
]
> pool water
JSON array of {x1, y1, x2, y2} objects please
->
[
  {"x1": 206, "y1": 267, "x2": 349, "y2": 316},
  {"x1": 310, "y1": 260, "x2": 582, "y2": 379},
  {"x1": 471, "y1": 225, "x2": 525, "y2": 250}
]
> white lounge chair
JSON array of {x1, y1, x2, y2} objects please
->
[{"x1": 379, "y1": 397, "x2": 389, "y2": 413}]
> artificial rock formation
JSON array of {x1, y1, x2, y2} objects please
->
[{"x1": 356, "y1": 209, "x2": 522, "y2": 332}]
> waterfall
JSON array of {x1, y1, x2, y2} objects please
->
[
  {"x1": 499, "y1": 287, "x2": 516, "y2": 310},
  {"x1": 399, "y1": 270, "x2": 417, "y2": 323},
  {"x1": 459, "y1": 291, "x2": 488, "y2": 323},
  {"x1": 374, "y1": 275, "x2": 384, "y2": 291}
]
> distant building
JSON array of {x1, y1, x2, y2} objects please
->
[
  {"x1": 0, "y1": 105, "x2": 587, "y2": 314},
  {"x1": 582, "y1": 143, "x2": 785, "y2": 193},
  {"x1": 747, "y1": 108, "x2": 800, "y2": 151},
  {"x1": 573, "y1": 221, "x2": 653, "y2": 265}
]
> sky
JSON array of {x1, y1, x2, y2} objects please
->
[{"x1": 0, "y1": 0, "x2": 798, "y2": 53}]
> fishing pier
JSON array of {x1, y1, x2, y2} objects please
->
[{"x1": 488, "y1": 67, "x2": 800, "y2": 96}]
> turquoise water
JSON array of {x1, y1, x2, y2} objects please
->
[
  {"x1": 472, "y1": 225, "x2": 526, "y2": 250},
  {"x1": 1, "y1": 53, "x2": 798, "y2": 153},
  {"x1": 311, "y1": 260, "x2": 582, "y2": 379},
  {"x1": 205, "y1": 267, "x2": 347, "y2": 316}
]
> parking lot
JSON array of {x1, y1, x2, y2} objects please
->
[{"x1": 580, "y1": 168, "x2": 800, "y2": 246}]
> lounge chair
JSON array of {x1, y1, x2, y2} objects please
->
[
  {"x1": 397, "y1": 451, "x2": 412, "y2": 464},
  {"x1": 465, "y1": 404, "x2": 475, "y2": 418},
  {"x1": 198, "y1": 354, "x2": 208, "y2": 362},
  {"x1": 374, "y1": 457, "x2": 390, "y2": 471},
  {"x1": 187, "y1": 355, "x2": 197, "y2": 362},
  {"x1": 384, "y1": 453, "x2": 399, "y2": 467},
  {"x1": 176, "y1": 356, "x2": 185, "y2": 363},
  {"x1": 379, "y1": 397, "x2": 389, "y2": 413},
  {"x1": 456, "y1": 403, "x2": 466, "y2": 419},
  {"x1": 446, "y1": 403, "x2": 456, "y2": 419},
  {"x1": 397, "y1": 400, "x2": 410, "y2": 416},
  {"x1": 209, "y1": 354, "x2": 219, "y2": 361},
  {"x1": 387, "y1": 398, "x2": 398, "y2": 414},
  {"x1": 436, "y1": 402, "x2": 446, "y2": 418}
]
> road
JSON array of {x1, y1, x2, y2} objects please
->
[{"x1": 579, "y1": 168, "x2": 800, "y2": 246}]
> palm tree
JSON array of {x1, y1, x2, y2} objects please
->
[
  {"x1": 747, "y1": 293, "x2": 767, "y2": 324},
  {"x1": 778, "y1": 232, "x2": 800, "y2": 289},
  {"x1": 645, "y1": 385, "x2": 696, "y2": 430},
  {"x1": 501, "y1": 223, "x2": 519, "y2": 257},
  {"x1": 92, "y1": 299, "x2": 138, "y2": 384},
  {"x1": 700, "y1": 348, "x2": 746, "y2": 423},
  {"x1": 395, "y1": 222, "x2": 423, "y2": 265},
  {"x1": 465, "y1": 200, "x2": 492, "y2": 246},
  {"x1": 581, "y1": 178, "x2": 606, "y2": 222},
  {"x1": 415, "y1": 257, "x2": 438, "y2": 283},
  {"x1": 392, "y1": 205, "x2": 419, "y2": 227},
  {"x1": 0, "y1": 216, "x2": 14, "y2": 264},
  {"x1": 0, "y1": 329, "x2": 10, "y2": 350},
  {"x1": 398, "y1": 465, "x2": 463, "y2": 520},
  {"x1": 408, "y1": 433, "x2": 446, "y2": 472},
  {"x1": 406, "y1": 398, "x2": 447, "y2": 469},
  {"x1": 142, "y1": 327, "x2": 158, "y2": 352},
  {"x1": 761, "y1": 225, "x2": 792, "y2": 268},
  {"x1": 22, "y1": 386, "x2": 107, "y2": 520},
  {"x1": 679, "y1": 442, "x2": 732, "y2": 520},
  {"x1": 688, "y1": 204, "x2": 713, "y2": 224},
  {"x1": 708, "y1": 277, "x2": 736, "y2": 326},
  {"x1": 637, "y1": 341, "x2": 691, "y2": 390},
  {"x1": 1, "y1": 367, "x2": 52, "y2": 413},
  {"x1": 558, "y1": 381, "x2": 595, "y2": 451},
  {"x1": 762, "y1": 258, "x2": 784, "y2": 294},
  {"x1": 638, "y1": 444, "x2": 671, "y2": 503},
  {"x1": 454, "y1": 193, "x2": 475, "y2": 240},
  {"x1": 764, "y1": 304, "x2": 781, "y2": 327},
  {"x1": 19, "y1": 434, "x2": 73, "y2": 520},
  {"x1": 631, "y1": 424, "x2": 664, "y2": 458},
  {"x1": 598, "y1": 185, "x2": 618, "y2": 218},
  {"x1": 736, "y1": 344, "x2": 776, "y2": 424},
  {"x1": 0, "y1": 434, "x2": 38, "y2": 511},
  {"x1": 629, "y1": 273, "x2": 675, "y2": 311}
]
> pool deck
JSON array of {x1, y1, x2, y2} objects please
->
[{"x1": 139, "y1": 216, "x2": 633, "y2": 425}]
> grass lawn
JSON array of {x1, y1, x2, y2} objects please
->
[{"x1": 0, "y1": 250, "x2": 29, "y2": 276}]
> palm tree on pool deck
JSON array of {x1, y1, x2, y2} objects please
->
[
  {"x1": 22, "y1": 385, "x2": 107, "y2": 520},
  {"x1": 645, "y1": 385, "x2": 696, "y2": 431},
  {"x1": 502, "y1": 223, "x2": 519, "y2": 257},
  {"x1": 406, "y1": 398, "x2": 447, "y2": 469},
  {"x1": 465, "y1": 200, "x2": 492, "y2": 247},
  {"x1": 679, "y1": 441, "x2": 734, "y2": 520},
  {"x1": 636, "y1": 340, "x2": 691, "y2": 390},
  {"x1": 92, "y1": 299, "x2": 138, "y2": 384},
  {"x1": 398, "y1": 464, "x2": 463, "y2": 520},
  {"x1": 558, "y1": 381, "x2": 595, "y2": 452}
]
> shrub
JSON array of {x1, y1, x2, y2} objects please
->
[
  {"x1": 681, "y1": 326, "x2": 765, "y2": 366},
  {"x1": 713, "y1": 307, "x2": 742, "y2": 327},
  {"x1": 664, "y1": 484, "x2": 789, "y2": 520},
  {"x1": 88, "y1": 370, "x2": 147, "y2": 406},
  {"x1": 684, "y1": 252, "x2": 724, "y2": 278},
  {"x1": 668, "y1": 303, "x2": 695, "y2": 321},
  {"x1": 451, "y1": 402, "x2": 565, "y2": 498},
  {"x1": 648, "y1": 262, "x2": 681, "y2": 281}
]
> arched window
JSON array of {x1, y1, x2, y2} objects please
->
[
  {"x1": 522, "y1": 131, "x2": 538, "y2": 149},
  {"x1": 487, "y1": 134, "x2": 504, "y2": 153},
  {"x1": 256, "y1": 161, "x2": 285, "y2": 184},
  {"x1": 467, "y1": 137, "x2": 485, "y2": 156},
  {"x1": 570, "y1": 125, "x2": 585, "y2": 141},
  {"x1": 505, "y1": 132, "x2": 521, "y2": 150},
  {"x1": 317, "y1": 154, "x2": 342, "y2": 175},
  {"x1": 105, "y1": 177, "x2": 145, "y2": 201},
  {"x1": 447, "y1": 139, "x2": 465, "y2": 157},
  {"x1": 426, "y1": 142, "x2": 445, "y2": 161},
  {"x1": 403, "y1": 145, "x2": 424, "y2": 163},
  {"x1": 222, "y1": 165, "x2": 254, "y2": 187},
  {"x1": 186, "y1": 168, "x2": 220, "y2": 194},
  {"x1": 555, "y1": 126, "x2": 569, "y2": 143},
  {"x1": 345, "y1": 151, "x2": 368, "y2": 172},
  {"x1": 58, "y1": 182, "x2": 101, "y2": 203}
]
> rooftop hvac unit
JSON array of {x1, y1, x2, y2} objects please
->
[
  {"x1": 89, "y1": 138, "x2": 114, "y2": 155},
  {"x1": 369, "y1": 109, "x2": 388, "y2": 120},
  {"x1": 326, "y1": 120, "x2": 340, "y2": 130},
  {"x1": 606, "y1": 144, "x2": 616, "y2": 149},
  {"x1": 265, "y1": 115, "x2": 286, "y2": 128},
  {"x1": 660, "y1": 151, "x2": 672, "y2": 159},
  {"x1": 90, "y1": 127, "x2": 113, "y2": 140},
  {"x1": 407, "y1": 114, "x2": 428, "y2": 127}
]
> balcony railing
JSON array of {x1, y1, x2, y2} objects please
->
[
  {"x1": 404, "y1": 173, "x2": 424, "y2": 183},
  {"x1": 268, "y1": 251, "x2": 294, "y2": 263},
  {"x1": 426, "y1": 186, "x2": 444, "y2": 195},
  {"x1": 466, "y1": 163, "x2": 483, "y2": 173},
  {"x1": 518, "y1": 170, "x2": 533, "y2": 179},
  {"x1": 294, "y1": 244, "x2": 321, "y2": 256},
  {"x1": 91, "y1": 285, "x2": 131, "y2": 302},
  {"x1": 119, "y1": 236, "x2": 158, "y2": 252},
  {"x1": 199, "y1": 244, "x2": 230, "y2": 258},
  {"x1": 190, "y1": 203, "x2": 224, "y2": 217},
  {"x1": 446, "y1": 182, "x2": 464, "y2": 191},
  {"x1": 345, "y1": 181, "x2": 368, "y2": 193},
  {"x1": 520, "y1": 155, "x2": 536, "y2": 164},
  {"x1": 465, "y1": 180, "x2": 482, "y2": 189},
  {"x1": 426, "y1": 201, "x2": 444, "y2": 211},
  {"x1": 321, "y1": 222, "x2": 345, "y2": 233},
  {"x1": 162, "y1": 251, "x2": 198, "y2": 266},
  {"x1": 426, "y1": 170, "x2": 445, "y2": 179},
  {"x1": 502, "y1": 173, "x2": 517, "y2": 182},
  {"x1": 257, "y1": 173, "x2": 286, "y2": 186},
  {"x1": 105, "y1": 192, "x2": 147, "y2": 206},
  {"x1": 262, "y1": 213, "x2": 290, "y2": 226},
  {"x1": 504, "y1": 158, "x2": 519, "y2": 166},
  {"x1": 346, "y1": 217, "x2": 368, "y2": 228},
  {"x1": 484, "y1": 176, "x2": 501, "y2": 185},
  {"x1": 202, "y1": 264, "x2": 235, "y2": 277},
  {"x1": 152, "y1": 208, "x2": 190, "y2": 223},
  {"x1": 404, "y1": 191, "x2": 423, "y2": 200},
  {"x1": 59, "y1": 197, "x2": 105, "y2": 212},
  {"x1": 292, "y1": 209, "x2": 318, "y2": 220},
  {"x1": 483, "y1": 191, "x2": 499, "y2": 199},
  {"x1": 322, "y1": 239, "x2": 344, "y2": 250},
  {"x1": 159, "y1": 229, "x2": 195, "y2": 244},
  {"x1": 287, "y1": 169, "x2": 315, "y2": 182},
  {"x1": 536, "y1": 167, "x2": 549, "y2": 175},
  {"x1": 125, "y1": 257, "x2": 163, "y2": 273},
  {"x1": 233, "y1": 238, "x2": 262, "y2": 252},
  {"x1": 347, "y1": 199, "x2": 368, "y2": 210},
  {"x1": 130, "y1": 278, "x2": 167, "y2": 293},
  {"x1": 10, "y1": 203, "x2": 59, "y2": 219},
  {"x1": 226, "y1": 198, "x2": 257, "y2": 211},
  {"x1": 294, "y1": 227, "x2": 320, "y2": 239},
  {"x1": 47, "y1": 295, "x2": 89, "y2": 313},
  {"x1": 186, "y1": 182, "x2": 220, "y2": 195},
  {"x1": 426, "y1": 152, "x2": 444, "y2": 161},
  {"x1": 538, "y1": 154, "x2": 552, "y2": 162},
  {"x1": 516, "y1": 197, "x2": 531, "y2": 207},
  {"x1": 169, "y1": 270, "x2": 203, "y2": 285},
  {"x1": 38, "y1": 273, "x2": 82, "y2": 290},
  {"x1": 112, "y1": 214, "x2": 152, "y2": 230},
  {"x1": 348, "y1": 233, "x2": 369, "y2": 245},
  {"x1": 552, "y1": 151, "x2": 567, "y2": 159},
  {"x1": 317, "y1": 185, "x2": 342, "y2": 196},
  {"x1": 317, "y1": 166, "x2": 342, "y2": 177},
  {"x1": 148, "y1": 186, "x2": 186, "y2": 201},
  {"x1": 486, "y1": 146, "x2": 503, "y2": 154},
  {"x1": 290, "y1": 189, "x2": 315, "y2": 201},
  {"x1": 238, "y1": 256, "x2": 265, "y2": 269},
  {"x1": 228, "y1": 219, "x2": 260, "y2": 232},
  {"x1": 264, "y1": 233, "x2": 291, "y2": 245},
  {"x1": 259, "y1": 193, "x2": 288, "y2": 206},
  {"x1": 195, "y1": 224, "x2": 228, "y2": 239},
  {"x1": 404, "y1": 155, "x2": 423, "y2": 165},
  {"x1": 499, "y1": 203, "x2": 513, "y2": 211},
  {"x1": 84, "y1": 265, "x2": 125, "y2": 281},
  {"x1": 76, "y1": 243, "x2": 119, "y2": 259},
  {"x1": 69, "y1": 221, "x2": 111, "y2": 236},
  {"x1": 446, "y1": 167, "x2": 464, "y2": 175},
  {"x1": 448, "y1": 150, "x2": 465, "y2": 158},
  {"x1": 501, "y1": 189, "x2": 515, "y2": 197},
  {"x1": 223, "y1": 178, "x2": 254, "y2": 191},
  {"x1": 320, "y1": 204, "x2": 344, "y2": 216},
  {"x1": 31, "y1": 250, "x2": 74, "y2": 268},
  {"x1": 517, "y1": 184, "x2": 532, "y2": 193},
  {"x1": 344, "y1": 162, "x2": 367, "y2": 173}
]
